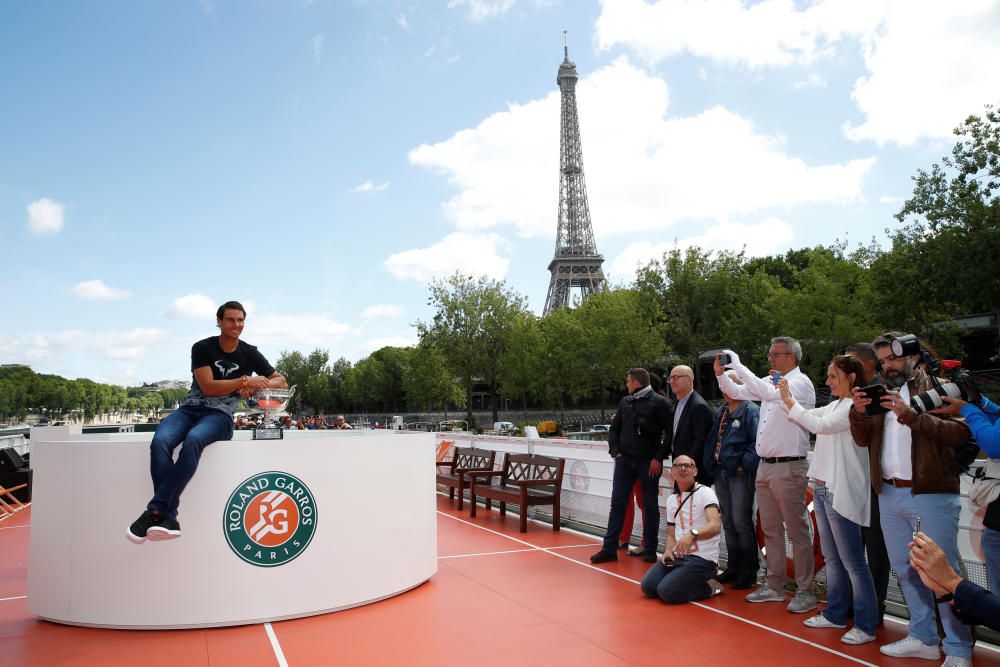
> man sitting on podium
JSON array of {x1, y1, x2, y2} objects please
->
[{"x1": 127, "y1": 300, "x2": 286, "y2": 544}]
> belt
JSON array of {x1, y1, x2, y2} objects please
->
[
  {"x1": 883, "y1": 477, "x2": 913, "y2": 488},
  {"x1": 761, "y1": 456, "x2": 806, "y2": 464}
]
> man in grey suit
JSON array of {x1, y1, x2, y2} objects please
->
[{"x1": 668, "y1": 365, "x2": 714, "y2": 486}]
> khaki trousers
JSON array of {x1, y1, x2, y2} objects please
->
[{"x1": 755, "y1": 458, "x2": 813, "y2": 591}]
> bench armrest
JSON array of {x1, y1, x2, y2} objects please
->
[
  {"x1": 513, "y1": 479, "x2": 560, "y2": 488},
  {"x1": 465, "y1": 470, "x2": 502, "y2": 480},
  {"x1": 435, "y1": 462, "x2": 454, "y2": 470},
  {"x1": 454, "y1": 466, "x2": 494, "y2": 474}
]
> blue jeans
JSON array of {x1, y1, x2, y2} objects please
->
[
  {"x1": 602, "y1": 456, "x2": 660, "y2": 553},
  {"x1": 982, "y1": 526, "x2": 1000, "y2": 593},
  {"x1": 813, "y1": 483, "x2": 878, "y2": 634},
  {"x1": 148, "y1": 405, "x2": 233, "y2": 518},
  {"x1": 641, "y1": 555, "x2": 717, "y2": 603},
  {"x1": 715, "y1": 469, "x2": 758, "y2": 578},
  {"x1": 880, "y1": 485, "x2": 971, "y2": 658}
]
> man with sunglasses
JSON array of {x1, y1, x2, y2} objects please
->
[{"x1": 715, "y1": 337, "x2": 817, "y2": 613}]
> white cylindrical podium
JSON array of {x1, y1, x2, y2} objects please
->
[{"x1": 27, "y1": 426, "x2": 437, "y2": 629}]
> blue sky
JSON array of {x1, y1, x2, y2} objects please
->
[{"x1": 2, "y1": 0, "x2": 998, "y2": 386}]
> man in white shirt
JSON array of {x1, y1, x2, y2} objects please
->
[
  {"x1": 716, "y1": 336, "x2": 817, "y2": 613},
  {"x1": 640, "y1": 455, "x2": 723, "y2": 603}
]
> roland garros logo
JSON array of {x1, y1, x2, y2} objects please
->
[{"x1": 224, "y1": 471, "x2": 317, "y2": 567}]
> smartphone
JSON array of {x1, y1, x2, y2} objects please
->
[
  {"x1": 718, "y1": 352, "x2": 731, "y2": 366},
  {"x1": 771, "y1": 371, "x2": 782, "y2": 386},
  {"x1": 860, "y1": 383, "x2": 890, "y2": 416},
  {"x1": 912, "y1": 515, "x2": 921, "y2": 540}
]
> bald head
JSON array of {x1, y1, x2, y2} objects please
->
[{"x1": 668, "y1": 365, "x2": 695, "y2": 399}]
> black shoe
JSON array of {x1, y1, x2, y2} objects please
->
[
  {"x1": 716, "y1": 569, "x2": 739, "y2": 583},
  {"x1": 590, "y1": 550, "x2": 618, "y2": 564},
  {"x1": 618, "y1": 542, "x2": 631, "y2": 550},
  {"x1": 731, "y1": 575, "x2": 756, "y2": 590},
  {"x1": 148, "y1": 515, "x2": 182, "y2": 541},
  {"x1": 627, "y1": 549, "x2": 645, "y2": 557},
  {"x1": 128, "y1": 509, "x2": 164, "y2": 544},
  {"x1": 642, "y1": 551, "x2": 658, "y2": 563}
]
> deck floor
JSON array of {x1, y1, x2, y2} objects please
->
[{"x1": 3, "y1": 496, "x2": 1000, "y2": 666}]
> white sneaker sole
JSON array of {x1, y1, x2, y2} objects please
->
[
  {"x1": 147, "y1": 527, "x2": 181, "y2": 541},
  {"x1": 126, "y1": 528, "x2": 147, "y2": 544}
]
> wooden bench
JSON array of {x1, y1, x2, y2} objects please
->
[
  {"x1": 0, "y1": 483, "x2": 28, "y2": 519},
  {"x1": 436, "y1": 447, "x2": 496, "y2": 511},
  {"x1": 468, "y1": 453, "x2": 565, "y2": 532}
]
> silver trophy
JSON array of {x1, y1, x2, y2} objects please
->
[{"x1": 251, "y1": 385, "x2": 296, "y2": 440}]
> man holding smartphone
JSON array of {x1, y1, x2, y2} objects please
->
[
  {"x1": 715, "y1": 337, "x2": 817, "y2": 613},
  {"x1": 850, "y1": 333, "x2": 972, "y2": 666}
]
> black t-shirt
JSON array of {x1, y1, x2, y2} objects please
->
[{"x1": 182, "y1": 336, "x2": 275, "y2": 416}]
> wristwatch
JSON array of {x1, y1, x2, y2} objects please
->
[{"x1": 690, "y1": 529, "x2": 700, "y2": 540}]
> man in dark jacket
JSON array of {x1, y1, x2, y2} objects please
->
[
  {"x1": 703, "y1": 374, "x2": 760, "y2": 589},
  {"x1": 850, "y1": 334, "x2": 972, "y2": 665},
  {"x1": 668, "y1": 365, "x2": 714, "y2": 486},
  {"x1": 591, "y1": 367, "x2": 673, "y2": 564}
]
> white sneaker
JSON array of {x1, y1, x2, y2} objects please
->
[
  {"x1": 941, "y1": 656, "x2": 972, "y2": 667},
  {"x1": 879, "y1": 636, "x2": 941, "y2": 660},
  {"x1": 841, "y1": 628, "x2": 876, "y2": 645},
  {"x1": 745, "y1": 585, "x2": 785, "y2": 603},
  {"x1": 803, "y1": 613, "x2": 846, "y2": 629}
]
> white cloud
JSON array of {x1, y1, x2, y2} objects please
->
[
  {"x1": 247, "y1": 313, "x2": 351, "y2": 349},
  {"x1": 70, "y1": 279, "x2": 131, "y2": 301},
  {"x1": 34, "y1": 328, "x2": 168, "y2": 361},
  {"x1": 448, "y1": 0, "x2": 516, "y2": 22},
  {"x1": 358, "y1": 336, "x2": 416, "y2": 355},
  {"x1": 595, "y1": 0, "x2": 1000, "y2": 146},
  {"x1": 793, "y1": 74, "x2": 827, "y2": 90},
  {"x1": 27, "y1": 198, "x2": 64, "y2": 235},
  {"x1": 843, "y1": 2, "x2": 1000, "y2": 146},
  {"x1": 312, "y1": 33, "x2": 325, "y2": 63},
  {"x1": 362, "y1": 304, "x2": 404, "y2": 319},
  {"x1": 351, "y1": 180, "x2": 390, "y2": 194},
  {"x1": 879, "y1": 195, "x2": 905, "y2": 204},
  {"x1": 424, "y1": 45, "x2": 436, "y2": 58},
  {"x1": 607, "y1": 217, "x2": 795, "y2": 280},
  {"x1": 410, "y1": 57, "x2": 873, "y2": 240},
  {"x1": 166, "y1": 293, "x2": 216, "y2": 320},
  {"x1": 596, "y1": 0, "x2": 850, "y2": 68},
  {"x1": 397, "y1": 14, "x2": 410, "y2": 31},
  {"x1": 385, "y1": 232, "x2": 511, "y2": 282}
]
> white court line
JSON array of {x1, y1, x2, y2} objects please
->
[
  {"x1": 264, "y1": 622, "x2": 289, "y2": 667},
  {"x1": 1, "y1": 595, "x2": 27, "y2": 602},
  {"x1": 0, "y1": 523, "x2": 30, "y2": 530},
  {"x1": 437, "y1": 511, "x2": 879, "y2": 667},
  {"x1": 439, "y1": 543, "x2": 596, "y2": 560}
]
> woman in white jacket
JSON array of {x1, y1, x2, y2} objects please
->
[{"x1": 777, "y1": 354, "x2": 878, "y2": 645}]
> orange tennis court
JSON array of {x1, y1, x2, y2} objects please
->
[{"x1": 3, "y1": 495, "x2": 1000, "y2": 666}]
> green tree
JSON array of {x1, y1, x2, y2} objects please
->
[
  {"x1": 497, "y1": 312, "x2": 544, "y2": 421},
  {"x1": 537, "y1": 306, "x2": 591, "y2": 424},
  {"x1": 417, "y1": 273, "x2": 531, "y2": 424},
  {"x1": 405, "y1": 341, "x2": 466, "y2": 414},
  {"x1": 872, "y1": 103, "x2": 1000, "y2": 332},
  {"x1": 575, "y1": 289, "x2": 664, "y2": 417}
]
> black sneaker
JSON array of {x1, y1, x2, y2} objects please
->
[
  {"x1": 716, "y1": 569, "x2": 739, "y2": 583},
  {"x1": 148, "y1": 516, "x2": 182, "y2": 541},
  {"x1": 127, "y1": 509, "x2": 162, "y2": 544},
  {"x1": 642, "y1": 551, "x2": 658, "y2": 563},
  {"x1": 590, "y1": 550, "x2": 618, "y2": 564}
]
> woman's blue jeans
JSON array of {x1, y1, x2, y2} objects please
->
[
  {"x1": 813, "y1": 482, "x2": 879, "y2": 635},
  {"x1": 148, "y1": 404, "x2": 233, "y2": 518}
]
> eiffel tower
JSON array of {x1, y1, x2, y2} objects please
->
[{"x1": 543, "y1": 32, "x2": 607, "y2": 315}]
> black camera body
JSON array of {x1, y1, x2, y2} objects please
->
[{"x1": 859, "y1": 383, "x2": 889, "y2": 416}]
